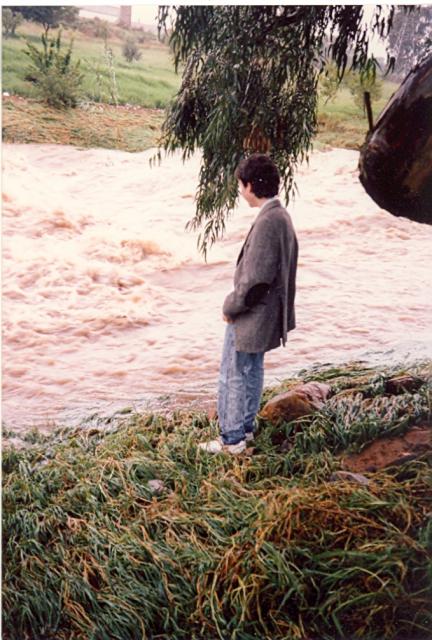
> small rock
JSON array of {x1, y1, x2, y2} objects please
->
[
  {"x1": 147, "y1": 479, "x2": 166, "y2": 495},
  {"x1": 385, "y1": 375, "x2": 424, "y2": 395},
  {"x1": 260, "y1": 382, "x2": 331, "y2": 424},
  {"x1": 330, "y1": 471, "x2": 370, "y2": 486},
  {"x1": 3, "y1": 92, "x2": 10, "y2": 97}
]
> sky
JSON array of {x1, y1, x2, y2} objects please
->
[
  {"x1": 2, "y1": 1, "x2": 426, "y2": 57},
  {"x1": 2, "y1": 2, "x2": 413, "y2": 42}
]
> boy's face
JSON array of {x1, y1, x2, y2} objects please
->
[{"x1": 238, "y1": 180, "x2": 256, "y2": 207}]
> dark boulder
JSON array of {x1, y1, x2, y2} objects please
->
[{"x1": 359, "y1": 54, "x2": 432, "y2": 225}]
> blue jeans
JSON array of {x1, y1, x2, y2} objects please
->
[{"x1": 217, "y1": 324, "x2": 265, "y2": 445}]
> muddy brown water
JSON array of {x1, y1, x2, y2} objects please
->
[{"x1": 3, "y1": 144, "x2": 432, "y2": 432}]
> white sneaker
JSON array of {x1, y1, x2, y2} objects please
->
[
  {"x1": 198, "y1": 437, "x2": 246, "y2": 455},
  {"x1": 245, "y1": 432, "x2": 255, "y2": 442}
]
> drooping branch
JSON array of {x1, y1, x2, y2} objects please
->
[{"x1": 158, "y1": 5, "x2": 398, "y2": 255}]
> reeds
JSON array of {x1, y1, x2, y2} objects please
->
[{"x1": 3, "y1": 363, "x2": 432, "y2": 639}]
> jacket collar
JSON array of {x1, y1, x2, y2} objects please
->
[
  {"x1": 255, "y1": 197, "x2": 281, "y2": 222},
  {"x1": 258, "y1": 196, "x2": 280, "y2": 215},
  {"x1": 236, "y1": 198, "x2": 281, "y2": 265}
]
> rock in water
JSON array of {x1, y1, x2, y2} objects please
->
[
  {"x1": 260, "y1": 382, "x2": 331, "y2": 424},
  {"x1": 359, "y1": 54, "x2": 432, "y2": 225}
]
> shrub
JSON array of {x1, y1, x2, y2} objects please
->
[
  {"x1": 24, "y1": 29, "x2": 84, "y2": 108},
  {"x1": 346, "y1": 70, "x2": 383, "y2": 111},
  {"x1": 122, "y1": 37, "x2": 142, "y2": 63},
  {"x1": 319, "y1": 62, "x2": 341, "y2": 103},
  {"x1": 93, "y1": 17, "x2": 111, "y2": 39}
]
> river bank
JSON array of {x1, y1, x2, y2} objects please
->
[
  {"x1": 2, "y1": 93, "x2": 371, "y2": 152},
  {"x1": 3, "y1": 360, "x2": 431, "y2": 639}
]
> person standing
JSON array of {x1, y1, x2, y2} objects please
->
[{"x1": 199, "y1": 154, "x2": 298, "y2": 454}]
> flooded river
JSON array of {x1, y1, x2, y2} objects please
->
[{"x1": 2, "y1": 143, "x2": 431, "y2": 431}]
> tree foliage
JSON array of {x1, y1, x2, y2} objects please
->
[
  {"x1": 388, "y1": 5, "x2": 432, "y2": 77},
  {"x1": 319, "y1": 63, "x2": 341, "y2": 104},
  {"x1": 9, "y1": 6, "x2": 78, "y2": 30},
  {"x1": 347, "y1": 70, "x2": 383, "y2": 110},
  {"x1": 157, "y1": 5, "x2": 398, "y2": 255},
  {"x1": 2, "y1": 7, "x2": 23, "y2": 38}
]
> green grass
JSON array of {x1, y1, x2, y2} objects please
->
[
  {"x1": 3, "y1": 363, "x2": 432, "y2": 640},
  {"x1": 2, "y1": 21, "x2": 403, "y2": 153},
  {"x1": 2, "y1": 21, "x2": 180, "y2": 108},
  {"x1": 315, "y1": 81, "x2": 399, "y2": 150},
  {"x1": 2, "y1": 19, "x2": 403, "y2": 157}
]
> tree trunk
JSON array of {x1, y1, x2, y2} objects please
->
[{"x1": 358, "y1": 54, "x2": 432, "y2": 225}]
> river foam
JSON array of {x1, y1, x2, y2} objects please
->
[{"x1": 3, "y1": 144, "x2": 432, "y2": 431}]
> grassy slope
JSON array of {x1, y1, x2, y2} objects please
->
[
  {"x1": 316, "y1": 82, "x2": 398, "y2": 149},
  {"x1": 3, "y1": 363, "x2": 432, "y2": 639},
  {"x1": 2, "y1": 21, "x2": 180, "y2": 108},
  {"x1": 2, "y1": 96, "x2": 164, "y2": 151},
  {"x1": 2, "y1": 21, "x2": 399, "y2": 152}
]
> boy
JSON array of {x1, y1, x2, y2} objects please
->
[{"x1": 199, "y1": 154, "x2": 298, "y2": 454}]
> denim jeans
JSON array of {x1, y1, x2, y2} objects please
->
[{"x1": 217, "y1": 323, "x2": 265, "y2": 445}]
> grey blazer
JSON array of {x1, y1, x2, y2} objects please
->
[{"x1": 223, "y1": 198, "x2": 298, "y2": 353}]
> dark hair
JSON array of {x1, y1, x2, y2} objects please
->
[{"x1": 235, "y1": 154, "x2": 280, "y2": 198}]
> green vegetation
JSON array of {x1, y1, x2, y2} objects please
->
[
  {"x1": 2, "y1": 8, "x2": 23, "y2": 38},
  {"x1": 24, "y1": 29, "x2": 84, "y2": 108},
  {"x1": 122, "y1": 37, "x2": 143, "y2": 63},
  {"x1": 3, "y1": 363, "x2": 432, "y2": 639},
  {"x1": 316, "y1": 80, "x2": 398, "y2": 149},
  {"x1": 2, "y1": 19, "x2": 400, "y2": 153},
  {"x1": 156, "y1": 5, "x2": 398, "y2": 253},
  {"x1": 2, "y1": 78, "x2": 398, "y2": 153},
  {"x1": 2, "y1": 20, "x2": 180, "y2": 108}
]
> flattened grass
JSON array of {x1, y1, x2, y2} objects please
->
[
  {"x1": 2, "y1": 97, "x2": 164, "y2": 151},
  {"x1": 3, "y1": 363, "x2": 432, "y2": 639}
]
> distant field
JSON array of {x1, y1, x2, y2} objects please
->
[
  {"x1": 2, "y1": 19, "x2": 400, "y2": 152},
  {"x1": 2, "y1": 20, "x2": 181, "y2": 108},
  {"x1": 315, "y1": 81, "x2": 398, "y2": 149}
]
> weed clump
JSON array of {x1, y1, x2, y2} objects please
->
[{"x1": 24, "y1": 29, "x2": 83, "y2": 108}]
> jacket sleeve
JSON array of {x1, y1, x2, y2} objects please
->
[{"x1": 223, "y1": 218, "x2": 280, "y2": 318}]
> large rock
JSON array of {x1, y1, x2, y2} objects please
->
[
  {"x1": 260, "y1": 381, "x2": 331, "y2": 424},
  {"x1": 342, "y1": 426, "x2": 432, "y2": 472},
  {"x1": 359, "y1": 54, "x2": 432, "y2": 225}
]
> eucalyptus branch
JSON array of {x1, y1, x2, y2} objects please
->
[{"x1": 158, "y1": 5, "x2": 399, "y2": 255}]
